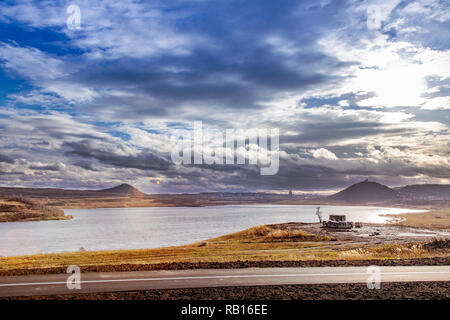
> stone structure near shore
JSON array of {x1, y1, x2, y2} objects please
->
[{"x1": 322, "y1": 214, "x2": 354, "y2": 230}]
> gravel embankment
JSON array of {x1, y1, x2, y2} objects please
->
[{"x1": 5, "y1": 282, "x2": 449, "y2": 300}]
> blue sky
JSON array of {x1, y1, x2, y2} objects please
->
[{"x1": 0, "y1": 0, "x2": 449, "y2": 193}]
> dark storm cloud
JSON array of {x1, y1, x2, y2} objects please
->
[
  {"x1": 73, "y1": 51, "x2": 347, "y2": 120},
  {"x1": 280, "y1": 121, "x2": 415, "y2": 145},
  {"x1": 63, "y1": 140, "x2": 173, "y2": 171},
  {"x1": 60, "y1": 0, "x2": 353, "y2": 120},
  {"x1": 72, "y1": 160, "x2": 99, "y2": 171},
  {"x1": 0, "y1": 171, "x2": 22, "y2": 175},
  {"x1": 413, "y1": 108, "x2": 450, "y2": 127},
  {"x1": 0, "y1": 154, "x2": 14, "y2": 164},
  {"x1": 205, "y1": 156, "x2": 449, "y2": 193},
  {"x1": 29, "y1": 163, "x2": 60, "y2": 171}
]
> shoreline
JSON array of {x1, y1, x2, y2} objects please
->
[
  {"x1": 0, "y1": 222, "x2": 448, "y2": 276},
  {"x1": 58, "y1": 199, "x2": 434, "y2": 211}
]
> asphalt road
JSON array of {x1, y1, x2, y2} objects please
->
[{"x1": 0, "y1": 266, "x2": 449, "y2": 297}]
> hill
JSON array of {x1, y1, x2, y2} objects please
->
[
  {"x1": 395, "y1": 184, "x2": 450, "y2": 200},
  {"x1": 0, "y1": 197, "x2": 72, "y2": 222},
  {"x1": 0, "y1": 184, "x2": 146, "y2": 199},
  {"x1": 97, "y1": 184, "x2": 146, "y2": 197},
  {"x1": 329, "y1": 180, "x2": 398, "y2": 203}
]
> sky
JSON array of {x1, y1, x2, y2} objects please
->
[{"x1": 0, "y1": 0, "x2": 448, "y2": 193}]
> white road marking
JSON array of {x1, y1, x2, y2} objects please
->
[{"x1": 1, "y1": 271, "x2": 449, "y2": 287}]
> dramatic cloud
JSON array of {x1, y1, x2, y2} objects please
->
[{"x1": 0, "y1": 0, "x2": 448, "y2": 192}]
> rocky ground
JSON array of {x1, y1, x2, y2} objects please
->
[
  {"x1": 278, "y1": 222, "x2": 450, "y2": 244},
  {"x1": 5, "y1": 282, "x2": 449, "y2": 300}
]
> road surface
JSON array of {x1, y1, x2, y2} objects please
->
[{"x1": 0, "y1": 266, "x2": 449, "y2": 297}]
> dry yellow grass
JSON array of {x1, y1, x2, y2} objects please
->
[
  {"x1": 338, "y1": 243, "x2": 428, "y2": 259},
  {"x1": 213, "y1": 225, "x2": 332, "y2": 242},
  {"x1": 393, "y1": 207, "x2": 450, "y2": 229}
]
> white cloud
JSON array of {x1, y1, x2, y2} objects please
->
[
  {"x1": 43, "y1": 82, "x2": 96, "y2": 103},
  {"x1": 7, "y1": 90, "x2": 62, "y2": 106},
  {"x1": 0, "y1": 43, "x2": 65, "y2": 80},
  {"x1": 311, "y1": 148, "x2": 338, "y2": 160},
  {"x1": 0, "y1": 43, "x2": 97, "y2": 103},
  {"x1": 400, "y1": 0, "x2": 450, "y2": 22},
  {"x1": 317, "y1": 34, "x2": 450, "y2": 108},
  {"x1": 421, "y1": 96, "x2": 450, "y2": 110},
  {"x1": 0, "y1": 0, "x2": 200, "y2": 60}
]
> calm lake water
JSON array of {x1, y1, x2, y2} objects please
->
[{"x1": 0, "y1": 205, "x2": 423, "y2": 256}]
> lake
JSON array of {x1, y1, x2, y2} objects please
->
[{"x1": 0, "y1": 205, "x2": 423, "y2": 256}]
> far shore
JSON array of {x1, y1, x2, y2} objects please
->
[
  {"x1": 56, "y1": 197, "x2": 437, "y2": 211},
  {"x1": 0, "y1": 197, "x2": 73, "y2": 223},
  {"x1": 62, "y1": 200, "x2": 448, "y2": 230}
]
